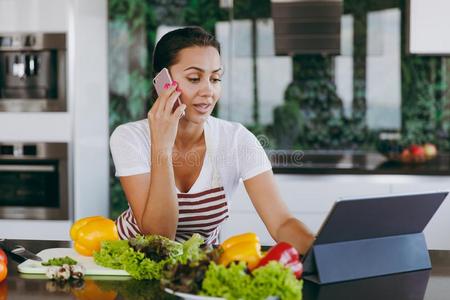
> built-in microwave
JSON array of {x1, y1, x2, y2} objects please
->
[
  {"x1": 0, "y1": 142, "x2": 69, "y2": 220},
  {"x1": 0, "y1": 33, "x2": 66, "y2": 112}
]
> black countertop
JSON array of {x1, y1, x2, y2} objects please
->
[
  {"x1": 268, "y1": 151, "x2": 450, "y2": 175},
  {"x1": 2, "y1": 240, "x2": 450, "y2": 299}
]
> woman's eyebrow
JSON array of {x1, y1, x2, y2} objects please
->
[{"x1": 183, "y1": 66, "x2": 222, "y2": 73}]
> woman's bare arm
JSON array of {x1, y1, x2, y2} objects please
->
[
  {"x1": 243, "y1": 170, "x2": 315, "y2": 255},
  {"x1": 119, "y1": 150, "x2": 179, "y2": 238},
  {"x1": 118, "y1": 83, "x2": 186, "y2": 239}
]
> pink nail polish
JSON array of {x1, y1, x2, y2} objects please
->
[
  {"x1": 163, "y1": 83, "x2": 170, "y2": 89},
  {"x1": 171, "y1": 81, "x2": 178, "y2": 86},
  {"x1": 176, "y1": 87, "x2": 181, "y2": 92}
]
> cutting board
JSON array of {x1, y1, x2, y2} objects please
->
[{"x1": 17, "y1": 248, "x2": 130, "y2": 276}]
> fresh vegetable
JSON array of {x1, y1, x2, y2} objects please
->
[
  {"x1": 219, "y1": 232, "x2": 262, "y2": 270},
  {"x1": 93, "y1": 234, "x2": 205, "y2": 280},
  {"x1": 161, "y1": 247, "x2": 222, "y2": 294},
  {"x1": 42, "y1": 256, "x2": 78, "y2": 266},
  {"x1": 0, "y1": 249, "x2": 6, "y2": 283},
  {"x1": 0, "y1": 249, "x2": 6, "y2": 266},
  {"x1": 255, "y1": 242, "x2": 303, "y2": 278},
  {"x1": 201, "y1": 261, "x2": 303, "y2": 300},
  {"x1": 0, "y1": 263, "x2": 6, "y2": 283},
  {"x1": 178, "y1": 232, "x2": 208, "y2": 264},
  {"x1": 70, "y1": 216, "x2": 119, "y2": 256},
  {"x1": 128, "y1": 235, "x2": 183, "y2": 262},
  {"x1": 221, "y1": 232, "x2": 260, "y2": 251},
  {"x1": 201, "y1": 262, "x2": 251, "y2": 299}
]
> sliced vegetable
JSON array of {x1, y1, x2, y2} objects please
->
[
  {"x1": 255, "y1": 241, "x2": 303, "y2": 278},
  {"x1": 42, "y1": 256, "x2": 77, "y2": 266},
  {"x1": 219, "y1": 232, "x2": 262, "y2": 270},
  {"x1": 70, "y1": 216, "x2": 119, "y2": 256}
]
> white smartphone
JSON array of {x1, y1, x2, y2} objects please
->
[{"x1": 153, "y1": 67, "x2": 182, "y2": 114}]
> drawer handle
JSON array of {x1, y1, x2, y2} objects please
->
[{"x1": 0, "y1": 165, "x2": 55, "y2": 172}]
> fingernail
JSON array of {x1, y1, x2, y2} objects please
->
[
  {"x1": 163, "y1": 83, "x2": 170, "y2": 89},
  {"x1": 171, "y1": 81, "x2": 178, "y2": 86},
  {"x1": 176, "y1": 87, "x2": 181, "y2": 92}
]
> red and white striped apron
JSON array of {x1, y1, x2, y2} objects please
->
[{"x1": 115, "y1": 126, "x2": 229, "y2": 245}]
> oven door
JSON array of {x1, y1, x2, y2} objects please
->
[{"x1": 0, "y1": 159, "x2": 68, "y2": 220}]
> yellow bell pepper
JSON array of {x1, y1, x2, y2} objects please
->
[
  {"x1": 71, "y1": 279, "x2": 117, "y2": 300},
  {"x1": 70, "y1": 216, "x2": 119, "y2": 256},
  {"x1": 219, "y1": 232, "x2": 262, "y2": 270}
]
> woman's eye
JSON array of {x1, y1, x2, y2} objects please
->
[
  {"x1": 188, "y1": 78, "x2": 200, "y2": 83},
  {"x1": 211, "y1": 78, "x2": 222, "y2": 83}
]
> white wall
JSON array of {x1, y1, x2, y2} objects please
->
[
  {"x1": 69, "y1": 0, "x2": 109, "y2": 221},
  {"x1": 409, "y1": 0, "x2": 450, "y2": 54},
  {"x1": 0, "y1": 0, "x2": 109, "y2": 240}
]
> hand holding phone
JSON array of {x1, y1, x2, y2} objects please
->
[
  {"x1": 153, "y1": 68, "x2": 183, "y2": 115},
  {"x1": 148, "y1": 68, "x2": 186, "y2": 153}
]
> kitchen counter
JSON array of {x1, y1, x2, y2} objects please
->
[
  {"x1": 269, "y1": 151, "x2": 450, "y2": 175},
  {"x1": 2, "y1": 240, "x2": 450, "y2": 299}
]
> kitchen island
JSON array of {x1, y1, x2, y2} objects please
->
[{"x1": 1, "y1": 240, "x2": 450, "y2": 299}]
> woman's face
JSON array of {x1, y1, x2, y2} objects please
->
[{"x1": 169, "y1": 46, "x2": 222, "y2": 124}]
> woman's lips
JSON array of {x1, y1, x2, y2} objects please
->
[{"x1": 193, "y1": 103, "x2": 212, "y2": 114}]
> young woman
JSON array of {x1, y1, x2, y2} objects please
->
[{"x1": 110, "y1": 27, "x2": 315, "y2": 254}]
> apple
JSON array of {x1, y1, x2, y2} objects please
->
[
  {"x1": 0, "y1": 249, "x2": 6, "y2": 266},
  {"x1": 400, "y1": 148, "x2": 411, "y2": 163},
  {"x1": 409, "y1": 144, "x2": 426, "y2": 162},
  {"x1": 423, "y1": 143, "x2": 438, "y2": 159}
]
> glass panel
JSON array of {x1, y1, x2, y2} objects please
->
[{"x1": 0, "y1": 161, "x2": 59, "y2": 207}]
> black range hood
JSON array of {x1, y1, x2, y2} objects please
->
[{"x1": 271, "y1": 0, "x2": 342, "y2": 55}]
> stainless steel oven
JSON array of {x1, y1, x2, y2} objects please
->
[
  {"x1": 0, "y1": 33, "x2": 66, "y2": 112},
  {"x1": 0, "y1": 143, "x2": 69, "y2": 220}
]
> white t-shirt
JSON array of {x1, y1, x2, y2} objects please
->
[{"x1": 109, "y1": 116, "x2": 272, "y2": 201}]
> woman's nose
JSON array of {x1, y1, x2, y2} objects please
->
[{"x1": 199, "y1": 79, "x2": 214, "y2": 96}]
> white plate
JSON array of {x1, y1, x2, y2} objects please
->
[
  {"x1": 164, "y1": 288, "x2": 279, "y2": 300},
  {"x1": 164, "y1": 288, "x2": 224, "y2": 300}
]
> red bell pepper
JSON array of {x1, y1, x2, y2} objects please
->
[{"x1": 255, "y1": 242, "x2": 303, "y2": 278}]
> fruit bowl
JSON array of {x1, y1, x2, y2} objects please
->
[{"x1": 376, "y1": 133, "x2": 438, "y2": 164}]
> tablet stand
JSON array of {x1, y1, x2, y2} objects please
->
[{"x1": 303, "y1": 232, "x2": 431, "y2": 284}]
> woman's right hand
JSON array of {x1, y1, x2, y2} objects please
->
[{"x1": 148, "y1": 82, "x2": 186, "y2": 154}]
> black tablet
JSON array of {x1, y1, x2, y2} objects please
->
[{"x1": 302, "y1": 191, "x2": 448, "y2": 283}]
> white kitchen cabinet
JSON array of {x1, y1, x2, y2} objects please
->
[
  {"x1": 389, "y1": 176, "x2": 450, "y2": 250},
  {"x1": 221, "y1": 174, "x2": 450, "y2": 250}
]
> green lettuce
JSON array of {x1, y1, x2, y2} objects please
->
[
  {"x1": 178, "y1": 233, "x2": 206, "y2": 264},
  {"x1": 249, "y1": 261, "x2": 303, "y2": 300},
  {"x1": 93, "y1": 234, "x2": 205, "y2": 280},
  {"x1": 201, "y1": 261, "x2": 303, "y2": 300},
  {"x1": 201, "y1": 262, "x2": 251, "y2": 300}
]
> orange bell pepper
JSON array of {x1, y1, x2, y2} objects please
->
[{"x1": 70, "y1": 216, "x2": 119, "y2": 256}]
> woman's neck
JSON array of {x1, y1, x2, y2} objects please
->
[{"x1": 175, "y1": 118, "x2": 205, "y2": 151}]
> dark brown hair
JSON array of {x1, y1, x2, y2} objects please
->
[{"x1": 151, "y1": 26, "x2": 221, "y2": 101}]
